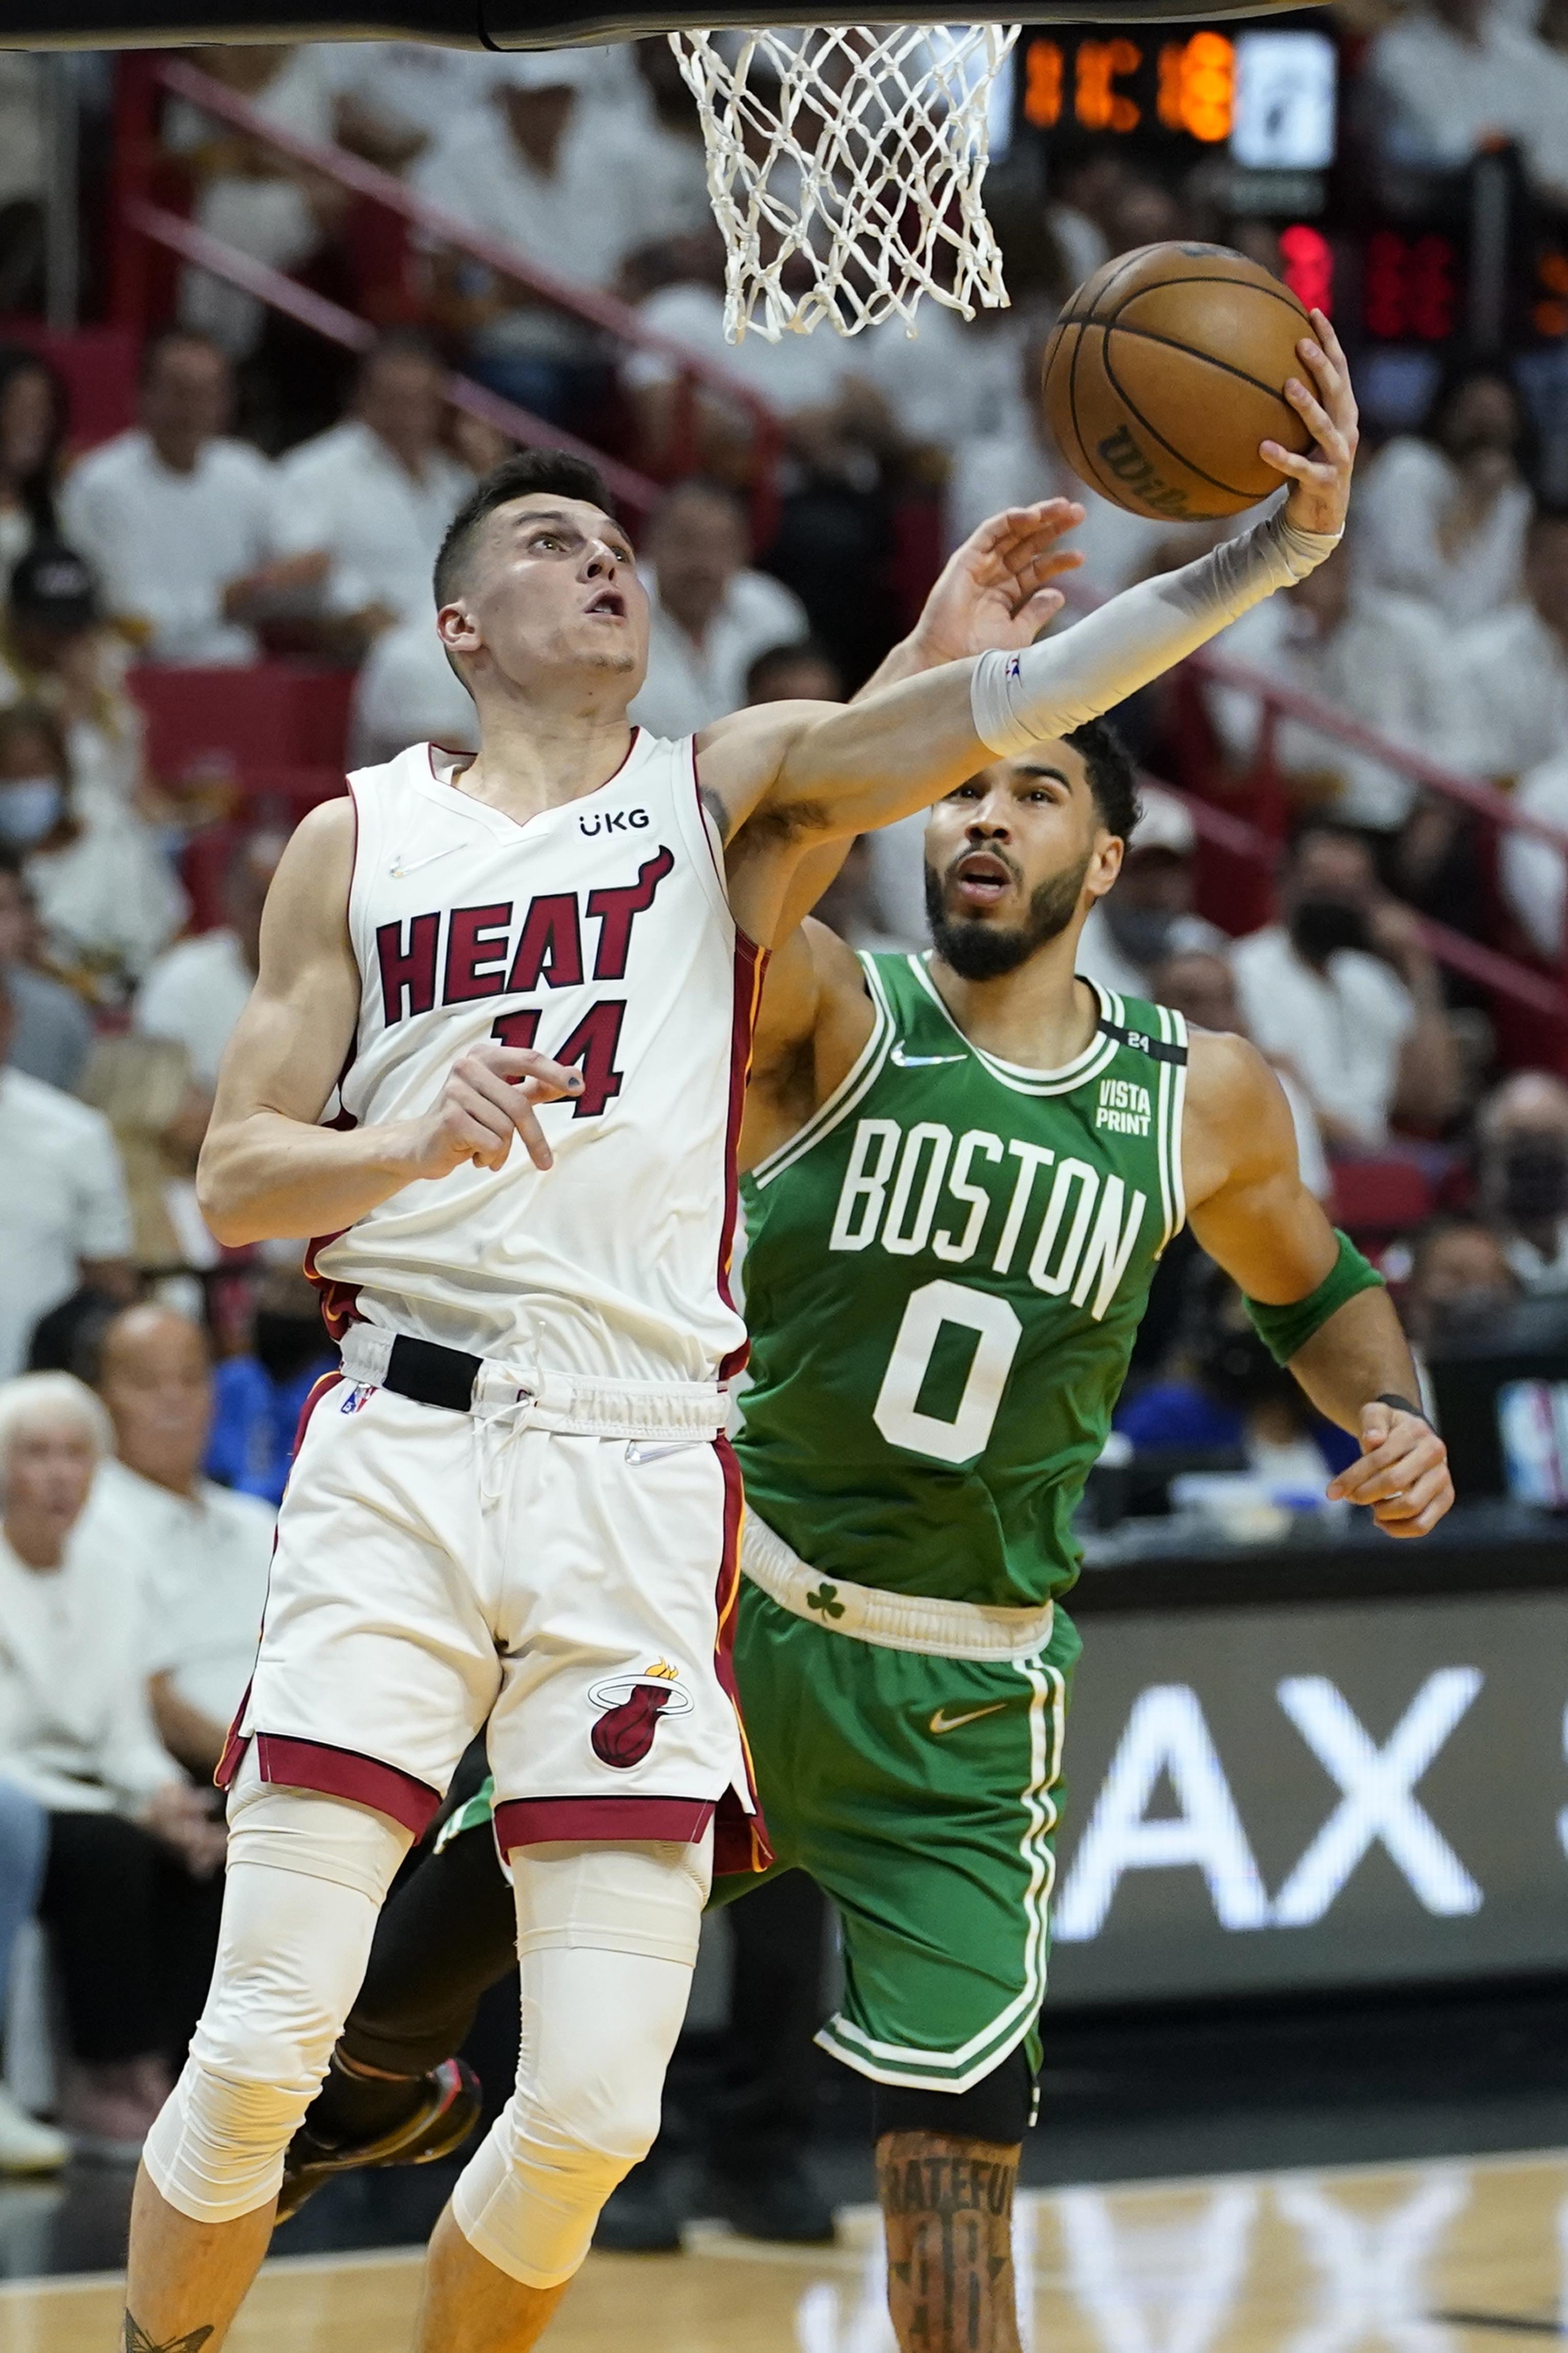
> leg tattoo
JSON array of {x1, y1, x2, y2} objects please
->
[
  {"x1": 124, "y1": 2319, "x2": 215, "y2": 2352},
  {"x1": 877, "y1": 2132, "x2": 1022, "y2": 2353}
]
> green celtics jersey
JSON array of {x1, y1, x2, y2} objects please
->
[{"x1": 736, "y1": 952, "x2": 1188, "y2": 1610}]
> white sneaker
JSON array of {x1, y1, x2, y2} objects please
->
[{"x1": 0, "y1": 2085, "x2": 69, "y2": 2173}]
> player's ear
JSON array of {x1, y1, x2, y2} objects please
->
[
  {"x1": 1085, "y1": 831, "x2": 1125, "y2": 901},
  {"x1": 437, "y1": 599, "x2": 482, "y2": 663}
]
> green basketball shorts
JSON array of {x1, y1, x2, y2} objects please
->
[{"x1": 717, "y1": 1581, "x2": 1079, "y2": 2094}]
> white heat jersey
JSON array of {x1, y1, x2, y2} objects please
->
[{"x1": 309, "y1": 735, "x2": 758, "y2": 1386}]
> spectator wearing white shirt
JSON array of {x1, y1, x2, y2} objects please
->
[
  {"x1": 314, "y1": 39, "x2": 486, "y2": 171},
  {"x1": 0, "y1": 699, "x2": 184, "y2": 998},
  {"x1": 1452, "y1": 506, "x2": 1568, "y2": 790},
  {"x1": 0, "y1": 1374, "x2": 226, "y2": 2153},
  {"x1": 350, "y1": 609, "x2": 477, "y2": 766},
  {"x1": 1230, "y1": 826, "x2": 1460, "y2": 1152},
  {"x1": 135, "y1": 829, "x2": 284, "y2": 1093},
  {"x1": 0, "y1": 976, "x2": 134, "y2": 1379},
  {"x1": 1075, "y1": 786, "x2": 1227, "y2": 1001},
  {"x1": 59, "y1": 333, "x2": 314, "y2": 668},
  {"x1": 1367, "y1": 0, "x2": 1568, "y2": 201},
  {"x1": 1356, "y1": 361, "x2": 1533, "y2": 629},
  {"x1": 0, "y1": 847, "x2": 92, "y2": 1093},
  {"x1": 272, "y1": 332, "x2": 473, "y2": 637},
  {"x1": 79, "y1": 1305, "x2": 274, "y2": 1777},
  {"x1": 1151, "y1": 946, "x2": 1333, "y2": 1202},
  {"x1": 1202, "y1": 537, "x2": 1460, "y2": 835},
  {"x1": 628, "y1": 482, "x2": 809, "y2": 740},
  {"x1": 414, "y1": 50, "x2": 647, "y2": 424}
]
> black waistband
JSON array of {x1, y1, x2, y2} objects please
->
[{"x1": 380, "y1": 1334, "x2": 483, "y2": 1414}]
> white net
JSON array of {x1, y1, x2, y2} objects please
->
[{"x1": 668, "y1": 24, "x2": 1021, "y2": 342}]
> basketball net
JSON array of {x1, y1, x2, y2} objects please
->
[{"x1": 669, "y1": 25, "x2": 1020, "y2": 342}]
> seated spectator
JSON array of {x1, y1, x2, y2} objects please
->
[
  {"x1": 0, "y1": 543, "x2": 151, "y2": 825},
  {"x1": 414, "y1": 50, "x2": 650, "y2": 424},
  {"x1": 59, "y1": 331, "x2": 313, "y2": 667},
  {"x1": 1076, "y1": 786, "x2": 1226, "y2": 1002},
  {"x1": 0, "y1": 974, "x2": 134, "y2": 1379},
  {"x1": 1476, "y1": 1070, "x2": 1568, "y2": 1290},
  {"x1": 628, "y1": 481, "x2": 808, "y2": 739},
  {"x1": 1397, "y1": 1214, "x2": 1522, "y2": 1363},
  {"x1": 350, "y1": 609, "x2": 477, "y2": 766},
  {"x1": 0, "y1": 1373, "x2": 225, "y2": 2152},
  {"x1": 78, "y1": 1304, "x2": 273, "y2": 1776},
  {"x1": 0, "y1": 344, "x2": 65, "y2": 578},
  {"x1": 167, "y1": 44, "x2": 346, "y2": 367},
  {"x1": 135, "y1": 828, "x2": 283, "y2": 1090},
  {"x1": 1356, "y1": 359, "x2": 1533, "y2": 630},
  {"x1": 1453, "y1": 506, "x2": 1568, "y2": 791},
  {"x1": 1230, "y1": 825, "x2": 1460, "y2": 1151},
  {"x1": 0, "y1": 699, "x2": 185, "y2": 997},
  {"x1": 0, "y1": 1773, "x2": 66, "y2": 2170},
  {"x1": 205, "y1": 1260, "x2": 335, "y2": 1505},
  {"x1": 1202, "y1": 535, "x2": 1459, "y2": 837},
  {"x1": 1151, "y1": 946, "x2": 1332, "y2": 1202},
  {"x1": 745, "y1": 640, "x2": 843, "y2": 707},
  {"x1": 1367, "y1": 0, "x2": 1568, "y2": 203},
  {"x1": 0, "y1": 846, "x2": 92, "y2": 1092},
  {"x1": 272, "y1": 332, "x2": 473, "y2": 638},
  {"x1": 78, "y1": 1033, "x2": 210, "y2": 1278}
]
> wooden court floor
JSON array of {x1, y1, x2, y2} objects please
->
[{"x1": 4, "y1": 2147, "x2": 1567, "y2": 2353}]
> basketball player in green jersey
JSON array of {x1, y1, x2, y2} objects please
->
[{"x1": 725, "y1": 722, "x2": 1450, "y2": 2347}]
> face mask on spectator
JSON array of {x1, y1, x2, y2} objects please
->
[
  {"x1": 1287, "y1": 895, "x2": 1371, "y2": 968},
  {"x1": 1498, "y1": 1138, "x2": 1568, "y2": 1225},
  {"x1": 0, "y1": 777, "x2": 63, "y2": 846},
  {"x1": 1103, "y1": 899, "x2": 1175, "y2": 967}
]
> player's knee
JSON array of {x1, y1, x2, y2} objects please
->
[{"x1": 143, "y1": 2056, "x2": 317, "y2": 2226}]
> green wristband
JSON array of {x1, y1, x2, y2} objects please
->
[{"x1": 1244, "y1": 1230, "x2": 1385, "y2": 1366}]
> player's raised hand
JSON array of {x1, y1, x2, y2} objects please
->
[
  {"x1": 1325, "y1": 1399, "x2": 1453, "y2": 1538},
  {"x1": 910, "y1": 499, "x2": 1086, "y2": 666},
  {"x1": 1260, "y1": 308, "x2": 1358, "y2": 538},
  {"x1": 407, "y1": 1040, "x2": 585, "y2": 1179}
]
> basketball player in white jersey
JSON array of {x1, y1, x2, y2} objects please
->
[{"x1": 120, "y1": 314, "x2": 1354, "y2": 2353}]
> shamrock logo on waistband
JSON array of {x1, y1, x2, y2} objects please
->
[{"x1": 805, "y1": 1581, "x2": 846, "y2": 1619}]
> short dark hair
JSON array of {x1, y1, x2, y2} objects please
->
[
  {"x1": 1066, "y1": 717, "x2": 1139, "y2": 841},
  {"x1": 357, "y1": 326, "x2": 444, "y2": 387},
  {"x1": 745, "y1": 637, "x2": 843, "y2": 704},
  {"x1": 433, "y1": 450, "x2": 618, "y2": 609},
  {"x1": 140, "y1": 326, "x2": 228, "y2": 387}
]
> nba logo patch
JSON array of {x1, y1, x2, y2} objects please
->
[
  {"x1": 340, "y1": 1383, "x2": 375, "y2": 1415},
  {"x1": 587, "y1": 1661, "x2": 693, "y2": 1768}
]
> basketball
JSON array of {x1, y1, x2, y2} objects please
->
[{"x1": 1042, "y1": 242, "x2": 1316, "y2": 524}]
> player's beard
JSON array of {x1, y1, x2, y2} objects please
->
[{"x1": 924, "y1": 851, "x2": 1091, "y2": 980}]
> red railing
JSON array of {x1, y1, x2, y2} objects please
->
[
  {"x1": 1172, "y1": 642, "x2": 1568, "y2": 1036},
  {"x1": 109, "y1": 54, "x2": 787, "y2": 542}
]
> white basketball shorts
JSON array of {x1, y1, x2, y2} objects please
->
[{"x1": 217, "y1": 1361, "x2": 768, "y2": 1873}]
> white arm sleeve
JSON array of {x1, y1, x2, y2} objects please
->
[{"x1": 970, "y1": 506, "x2": 1341, "y2": 757}]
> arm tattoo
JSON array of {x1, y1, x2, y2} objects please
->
[
  {"x1": 877, "y1": 2130, "x2": 1021, "y2": 2353},
  {"x1": 124, "y1": 2318, "x2": 215, "y2": 2351}
]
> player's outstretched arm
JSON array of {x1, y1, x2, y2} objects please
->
[
  {"x1": 1183, "y1": 1027, "x2": 1452, "y2": 1539},
  {"x1": 197, "y1": 801, "x2": 584, "y2": 1246},
  {"x1": 698, "y1": 316, "x2": 1355, "y2": 949}
]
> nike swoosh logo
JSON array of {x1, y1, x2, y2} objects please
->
[
  {"x1": 929, "y1": 1703, "x2": 1008, "y2": 1735},
  {"x1": 891, "y1": 1044, "x2": 967, "y2": 1067},
  {"x1": 389, "y1": 843, "x2": 464, "y2": 879},
  {"x1": 625, "y1": 1440, "x2": 704, "y2": 1464}
]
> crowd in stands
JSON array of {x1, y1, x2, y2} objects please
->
[{"x1": 9, "y1": 2, "x2": 1568, "y2": 2175}]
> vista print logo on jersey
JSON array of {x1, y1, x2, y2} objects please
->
[{"x1": 588, "y1": 1659, "x2": 693, "y2": 1768}]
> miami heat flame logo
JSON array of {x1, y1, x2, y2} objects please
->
[{"x1": 588, "y1": 1660, "x2": 693, "y2": 1768}]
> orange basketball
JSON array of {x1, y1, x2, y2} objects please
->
[{"x1": 1042, "y1": 242, "x2": 1315, "y2": 523}]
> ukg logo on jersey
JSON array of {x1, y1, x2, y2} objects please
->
[{"x1": 1095, "y1": 1077, "x2": 1151, "y2": 1136}]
